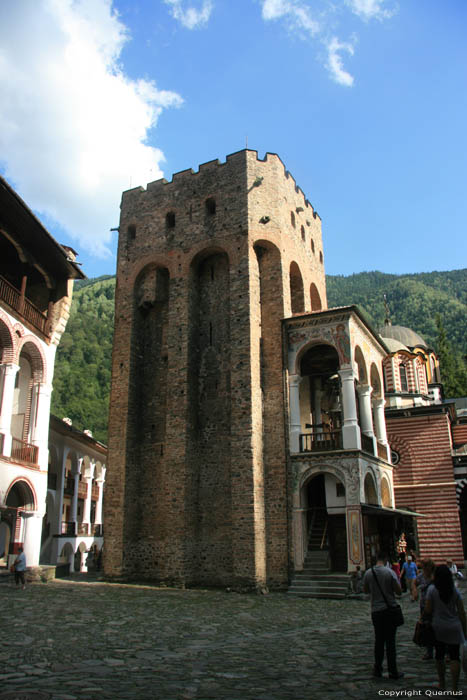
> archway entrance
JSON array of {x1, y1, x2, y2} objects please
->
[
  {"x1": 5, "y1": 480, "x2": 36, "y2": 554},
  {"x1": 303, "y1": 472, "x2": 347, "y2": 572}
]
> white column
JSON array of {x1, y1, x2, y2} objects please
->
[
  {"x1": 373, "y1": 398, "x2": 391, "y2": 461},
  {"x1": 289, "y1": 374, "x2": 302, "y2": 453},
  {"x1": 0, "y1": 363, "x2": 20, "y2": 456},
  {"x1": 357, "y1": 385, "x2": 374, "y2": 436},
  {"x1": 30, "y1": 383, "x2": 52, "y2": 467},
  {"x1": 81, "y1": 476, "x2": 92, "y2": 535},
  {"x1": 54, "y1": 449, "x2": 68, "y2": 536},
  {"x1": 94, "y1": 479, "x2": 105, "y2": 533},
  {"x1": 70, "y1": 472, "x2": 80, "y2": 535},
  {"x1": 338, "y1": 368, "x2": 361, "y2": 450}
]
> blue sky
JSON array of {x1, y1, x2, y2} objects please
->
[{"x1": 0, "y1": 1, "x2": 466, "y2": 279}]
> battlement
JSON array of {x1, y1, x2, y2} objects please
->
[{"x1": 121, "y1": 149, "x2": 320, "y2": 218}]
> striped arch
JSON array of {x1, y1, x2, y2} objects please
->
[
  {"x1": 17, "y1": 336, "x2": 47, "y2": 383},
  {"x1": 0, "y1": 309, "x2": 17, "y2": 363},
  {"x1": 4, "y1": 476, "x2": 38, "y2": 511},
  {"x1": 386, "y1": 433, "x2": 416, "y2": 469}
]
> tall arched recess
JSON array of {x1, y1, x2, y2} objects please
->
[
  {"x1": 125, "y1": 264, "x2": 170, "y2": 564},
  {"x1": 187, "y1": 250, "x2": 232, "y2": 585},
  {"x1": 310, "y1": 283, "x2": 322, "y2": 311},
  {"x1": 290, "y1": 262, "x2": 305, "y2": 314},
  {"x1": 253, "y1": 241, "x2": 288, "y2": 587}
]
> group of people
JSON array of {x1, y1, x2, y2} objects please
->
[{"x1": 364, "y1": 551, "x2": 466, "y2": 691}]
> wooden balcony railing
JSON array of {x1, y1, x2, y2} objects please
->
[
  {"x1": 300, "y1": 429, "x2": 343, "y2": 452},
  {"x1": 78, "y1": 481, "x2": 88, "y2": 499},
  {"x1": 61, "y1": 521, "x2": 76, "y2": 535},
  {"x1": 361, "y1": 433, "x2": 374, "y2": 455},
  {"x1": 11, "y1": 437, "x2": 39, "y2": 465},
  {"x1": 64, "y1": 476, "x2": 75, "y2": 495},
  {"x1": 0, "y1": 274, "x2": 48, "y2": 335},
  {"x1": 377, "y1": 441, "x2": 388, "y2": 460}
]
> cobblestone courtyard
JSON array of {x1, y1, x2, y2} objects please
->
[{"x1": 1, "y1": 576, "x2": 465, "y2": 700}]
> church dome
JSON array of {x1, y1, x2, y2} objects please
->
[
  {"x1": 382, "y1": 337, "x2": 409, "y2": 353},
  {"x1": 379, "y1": 323, "x2": 427, "y2": 349}
]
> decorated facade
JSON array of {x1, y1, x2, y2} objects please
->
[{"x1": 0, "y1": 176, "x2": 84, "y2": 570}]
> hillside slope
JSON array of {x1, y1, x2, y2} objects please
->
[{"x1": 51, "y1": 270, "x2": 467, "y2": 442}]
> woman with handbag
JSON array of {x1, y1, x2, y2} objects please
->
[
  {"x1": 416, "y1": 559, "x2": 435, "y2": 660},
  {"x1": 424, "y1": 564, "x2": 467, "y2": 691}
]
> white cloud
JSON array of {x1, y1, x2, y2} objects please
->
[
  {"x1": 260, "y1": 0, "x2": 395, "y2": 86},
  {"x1": 0, "y1": 0, "x2": 183, "y2": 257},
  {"x1": 325, "y1": 36, "x2": 355, "y2": 87},
  {"x1": 346, "y1": 0, "x2": 396, "y2": 21},
  {"x1": 164, "y1": 0, "x2": 213, "y2": 30},
  {"x1": 261, "y1": 0, "x2": 320, "y2": 36}
]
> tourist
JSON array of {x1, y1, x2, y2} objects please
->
[
  {"x1": 13, "y1": 547, "x2": 26, "y2": 590},
  {"x1": 363, "y1": 551, "x2": 404, "y2": 680},
  {"x1": 424, "y1": 564, "x2": 466, "y2": 691},
  {"x1": 416, "y1": 559, "x2": 435, "y2": 660},
  {"x1": 402, "y1": 555, "x2": 418, "y2": 601},
  {"x1": 391, "y1": 559, "x2": 401, "y2": 584}
]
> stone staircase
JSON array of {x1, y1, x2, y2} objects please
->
[{"x1": 288, "y1": 513, "x2": 349, "y2": 599}]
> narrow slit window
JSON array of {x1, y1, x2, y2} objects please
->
[
  {"x1": 166, "y1": 212, "x2": 176, "y2": 228},
  {"x1": 205, "y1": 197, "x2": 216, "y2": 215}
]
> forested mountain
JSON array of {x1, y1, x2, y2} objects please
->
[
  {"x1": 51, "y1": 269, "x2": 467, "y2": 443},
  {"x1": 51, "y1": 276, "x2": 115, "y2": 443}
]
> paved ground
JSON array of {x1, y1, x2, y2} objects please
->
[{"x1": 1, "y1": 574, "x2": 466, "y2": 700}]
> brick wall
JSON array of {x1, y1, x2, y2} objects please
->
[{"x1": 387, "y1": 410, "x2": 464, "y2": 565}]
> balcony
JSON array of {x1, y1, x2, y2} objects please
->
[
  {"x1": 61, "y1": 521, "x2": 76, "y2": 535},
  {"x1": 64, "y1": 476, "x2": 75, "y2": 495},
  {"x1": 0, "y1": 274, "x2": 48, "y2": 336},
  {"x1": 299, "y1": 429, "x2": 388, "y2": 461},
  {"x1": 11, "y1": 437, "x2": 39, "y2": 465},
  {"x1": 300, "y1": 429, "x2": 343, "y2": 452}
]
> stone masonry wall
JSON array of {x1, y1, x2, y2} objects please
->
[{"x1": 104, "y1": 149, "x2": 326, "y2": 589}]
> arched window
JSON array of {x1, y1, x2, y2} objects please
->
[{"x1": 399, "y1": 363, "x2": 408, "y2": 392}]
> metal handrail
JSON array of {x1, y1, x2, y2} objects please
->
[{"x1": 320, "y1": 517, "x2": 328, "y2": 550}]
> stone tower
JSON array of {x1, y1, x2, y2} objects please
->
[{"x1": 104, "y1": 150, "x2": 326, "y2": 589}]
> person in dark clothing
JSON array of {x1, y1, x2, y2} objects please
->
[{"x1": 363, "y1": 551, "x2": 404, "y2": 680}]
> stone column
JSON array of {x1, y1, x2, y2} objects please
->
[
  {"x1": 0, "y1": 363, "x2": 20, "y2": 456},
  {"x1": 55, "y1": 449, "x2": 68, "y2": 536},
  {"x1": 338, "y1": 368, "x2": 361, "y2": 450},
  {"x1": 81, "y1": 476, "x2": 93, "y2": 536},
  {"x1": 30, "y1": 383, "x2": 52, "y2": 466},
  {"x1": 289, "y1": 374, "x2": 302, "y2": 453},
  {"x1": 373, "y1": 398, "x2": 391, "y2": 461},
  {"x1": 94, "y1": 479, "x2": 105, "y2": 534},
  {"x1": 357, "y1": 385, "x2": 374, "y2": 436},
  {"x1": 357, "y1": 384, "x2": 376, "y2": 454},
  {"x1": 70, "y1": 472, "x2": 80, "y2": 535}
]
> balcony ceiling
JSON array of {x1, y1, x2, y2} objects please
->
[{"x1": 0, "y1": 176, "x2": 85, "y2": 282}]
